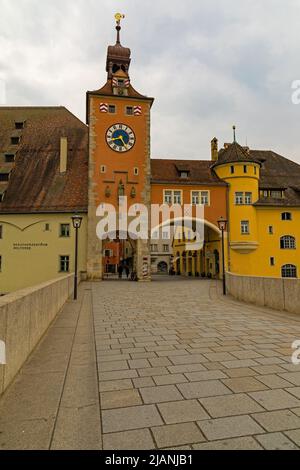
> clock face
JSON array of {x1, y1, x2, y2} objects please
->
[{"x1": 106, "y1": 124, "x2": 136, "y2": 153}]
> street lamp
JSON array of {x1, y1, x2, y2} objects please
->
[
  {"x1": 217, "y1": 216, "x2": 228, "y2": 296},
  {"x1": 71, "y1": 214, "x2": 83, "y2": 301}
]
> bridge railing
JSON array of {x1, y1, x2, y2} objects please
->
[
  {"x1": 226, "y1": 272, "x2": 300, "y2": 314},
  {"x1": 0, "y1": 274, "x2": 74, "y2": 397}
]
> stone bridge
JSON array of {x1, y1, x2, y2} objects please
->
[{"x1": 1, "y1": 277, "x2": 300, "y2": 450}]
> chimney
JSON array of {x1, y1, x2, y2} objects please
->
[
  {"x1": 211, "y1": 137, "x2": 218, "y2": 162},
  {"x1": 60, "y1": 137, "x2": 68, "y2": 173}
]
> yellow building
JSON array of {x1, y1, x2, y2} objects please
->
[{"x1": 212, "y1": 139, "x2": 300, "y2": 279}]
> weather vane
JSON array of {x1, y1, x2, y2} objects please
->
[{"x1": 115, "y1": 13, "x2": 125, "y2": 26}]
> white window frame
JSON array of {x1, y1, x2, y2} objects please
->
[
  {"x1": 60, "y1": 255, "x2": 70, "y2": 273},
  {"x1": 163, "y1": 190, "x2": 183, "y2": 205},
  {"x1": 241, "y1": 220, "x2": 250, "y2": 235},
  {"x1": 245, "y1": 192, "x2": 252, "y2": 205},
  {"x1": 235, "y1": 192, "x2": 244, "y2": 205},
  {"x1": 191, "y1": 190, "x2": 210, "y2": 206}
]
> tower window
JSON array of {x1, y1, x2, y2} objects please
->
[
  {"x1": 100, "y1": 165, "x2": 107, "y2": 174},
  {"x1": 268, "y1": 226, "x2": 274, "y2": 235},
  {"x1": 235, "y1": 192, "x2": 244, "y2": 205},
  {"x1": 108, "y1": 105, "x2": 116, "y2": 114},
  {"x1": 282, "y1": 264, "x2": 297, "y2": 278},
  {"x1": 245, "y1": 192, "x2": 252, "y2": 205},
  {"x1": 241, "y1": 220, "x2": 250, "y2": 235},
  {"x1": 254, "y1": 167, "x2": 257, "y2": 175},
  {"x1": 270, "y1": 257, "x2": 275, "y2": 266},
  {"x1": 134, "y1": 167, "x2": 139, "y2": 176},
  {"x1": 126, "y1": 107, "x2": 134, "y2": 116},
  {"x1": 244, "y1": 165, "x2": 248, "y2": 173},
  {"x1": 282, "y1": 212, "x2": 292, "y2": 221},
  {"x1": 230, "y1": 166, "x2": 235, "y2": 174},
  {"x1": 45, "y1": 224, "x2": 50, "y2": 232}
]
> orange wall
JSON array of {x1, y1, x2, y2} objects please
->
[
  {"x1": 90, "y1": 95, "x2": 151, "y2": 207},
  {"x1": 151, "y1": 184, "x2": 228, "y2": 227}
]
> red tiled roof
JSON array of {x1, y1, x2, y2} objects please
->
[
  {"x1": 151, "y1": 159, "x2": 227, "y2": 185},
  {"x1": 0, "y1": 107, "x2": 88, "y2": 214}
]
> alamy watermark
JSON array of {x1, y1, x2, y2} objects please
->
[
  {"x1": 96, "y1": 197, "x2": 206, "y2": 251},
  {"x1": 292, "y1": 340, "x2": 300, "y2": 365},
  {"x1": 0, "y1": 340, "x2": 6, "y2": 365},
  {"x1": 291, "y1": 80, "x2": 300, "y2": 104}
]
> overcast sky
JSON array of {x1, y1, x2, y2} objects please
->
[{"x1": 1, "y1": 0, "x2": 300, "y2": 163}]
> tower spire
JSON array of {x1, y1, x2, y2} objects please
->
[
  {"x1": 115, "y1": 13, "x2": 125, "y2": 45},
  {"x1": 233, "y1": 125, "x2": 237, "y2": 143}
]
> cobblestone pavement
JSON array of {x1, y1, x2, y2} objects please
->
[{"x1": 1, "y1": 278, "x2": 300, "y2": 450}]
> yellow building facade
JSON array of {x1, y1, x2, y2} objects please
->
[{"x1": 0, "y1": 214, "x2": 87, "y2": 293}]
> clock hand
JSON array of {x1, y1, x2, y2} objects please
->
[{"x1": 119, "y1": 135, "x2": 128, "y2": 148}]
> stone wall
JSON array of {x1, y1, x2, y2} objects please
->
[
  {"x1": 227, "y1": 272, "x2": 300, "y2": 314},
  {"x1": 0, "y1": 274, "x2": 74, "y2": 396}
]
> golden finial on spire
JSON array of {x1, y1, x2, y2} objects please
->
[
  {"x1": 115, "y1": 13, "x2": 125, "y2": 44},
  {"x1": 115, "y1": 13, "x2": 125, "y2": 25}
]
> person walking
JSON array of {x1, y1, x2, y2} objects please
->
[
  {"x1": 118, "y1": 264, "x2": 124, "y2": 279},
  {"x1": 125, "y1": 265, "x2": 130, "y2": 279}
]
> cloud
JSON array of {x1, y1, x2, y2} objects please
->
[{"x1": 0, "y1": 0, "x2": 300, "y2": 162}]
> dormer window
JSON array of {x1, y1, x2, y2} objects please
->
[
  {"x1": 5, "y1": 154, "x2": 15, "y2": 163},
  {"x1": 0, "y1": 168, "x2": 11, "y2": 182},
  {"x1": 180, "y1": 171, "x2": 189, "y2": 179},
  {"x1": 15, "y1": 121, "x2": 25, "y2": 130},
  {"x1": 270, "y1": 190, "x2": 283, "y2": 199},
  {"x1": 11, "y1": 136, "x2": 20, "y2": 145}
]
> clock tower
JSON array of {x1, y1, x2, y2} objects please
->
[{"x1": 86, "y1": 14, "x2": 154, "y2": 280}]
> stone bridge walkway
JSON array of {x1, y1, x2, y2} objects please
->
[{"x1": 1, "y1": 279, "x2": 300, "y2": 450}]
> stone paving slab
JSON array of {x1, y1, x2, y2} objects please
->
[{"x1": 2, "y1": 279, "x2": 300, "y2": 450}]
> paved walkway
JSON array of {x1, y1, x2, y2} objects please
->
[{"x1": 1, "y1": 279, "x2": 300, "y2": 450}]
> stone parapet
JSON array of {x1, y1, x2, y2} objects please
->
[
  {"x1": 0, "y1": 274, "x2": 74, "y2": 396},
  {"x1": 227, "y1": 272, "x2": 300, "y2": 314}
]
